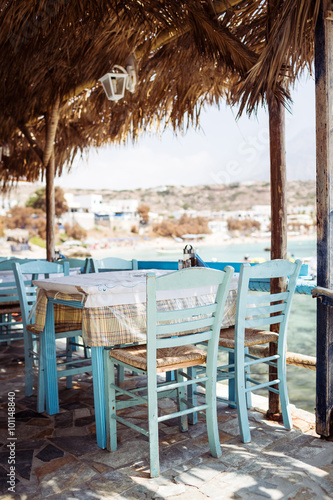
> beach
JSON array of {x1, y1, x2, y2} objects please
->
[{"x1": 0, "y1": 231, "x2": 316, "y2": 266}]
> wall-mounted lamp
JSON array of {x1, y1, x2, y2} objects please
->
[{"x1": 99, "y1": 56, "x2": 137, "y2": 101}]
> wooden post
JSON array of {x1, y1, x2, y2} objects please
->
[
  {"x1": 268, "y1": 97, "x2": 287, "y2": 418},
  {"x1": 315, "y1": 0, "x2": 333, "y2": 438},
  {"x1": 44, "y1": 97, "x2": 60, "y2": 262},
  {"x1": 46, "y1": 152, "x2": 55, "y2": 262}
]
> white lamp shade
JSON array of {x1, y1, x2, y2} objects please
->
[{"x1": 99, "y1": 65, "x2": 128, "y2": 101}]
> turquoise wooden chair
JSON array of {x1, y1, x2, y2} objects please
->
[
  {"x1": 90, "y1": 257, "x2": 138, "y2": 273},
  {"x1": 103, "y1": 266, "x2": 234, "y2": 477},
  {"x1": 12, "y1": 260, "x2": 92, "y2": 412},
  {"x1": 216, "y1": 259, "x2": 302, "y2": 443},
  {"x1": 60, "y1": 257, "x2": 91, "y2": 274},
  {"x1": 0, "y1": 258, "x2": 38, "y2": 345}
]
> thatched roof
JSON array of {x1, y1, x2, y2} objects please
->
[
  {"x1": 227, "y1": 0, "x2": 319, "y2": 115},
  {"x1": 0, "y1": 0, "x2": 320, "y2": 187}
]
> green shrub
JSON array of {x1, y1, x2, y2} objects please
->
[{"x1": 29, "y1": 236, "x2": 46, "y2": 248}]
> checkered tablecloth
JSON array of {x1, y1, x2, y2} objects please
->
[{"x1": 33, "y1": 270, "x2": 238, "y2": 347}]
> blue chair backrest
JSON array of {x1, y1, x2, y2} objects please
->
[
  {"x1": 61, "y1": 257, "x2": 90, "y2": 274},
  {"x1": 235, "y1": 259, "x2": 302, "y2": 351},
  {"x1": 146, "y1": 266, "x2": 234, "y2": 354},
  {"x1": 0, "y1": 258, "x2": 36, "y2": 270},
  {"x1": 0, "y1": 258, "x2": 38, "y2": 307},
  {"x1": 12, "y1": 260, "x2": 70, "y2": 327},
  {"x1": 90, "y1": 257, "x2": 138, "y2": 273}
]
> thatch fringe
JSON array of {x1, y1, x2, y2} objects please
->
[{"x1": 0, "y1": 0, "x2": 320, "y2": 188}]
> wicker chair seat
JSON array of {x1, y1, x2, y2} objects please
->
[
  {"x1": 219, "y1": 326, "x2": 279, "y2": 348},
  {"x1": 27, "y1": 322, "x2": 82, "y2": 335},
  {"x1": 110, "y1": 344, "x2": 207, "y2": 373},
  {"x1": 0, "y1": 303, "x2": 21, "y2": 315}
]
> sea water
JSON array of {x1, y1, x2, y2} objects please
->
[{"x1": 98, "y1": 238, "x2": 317, "y2": 413}]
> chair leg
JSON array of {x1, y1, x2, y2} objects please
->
[
  {"x1": 205, "y1": 368, "x2": 221, "y2": 458},
  {"x1": 147, "y1": 368, "x2": 159, "y2": 478},
  {"x1": 37, "y1": 334, "x2": 45, "y2": 413},
  {"x1": 277, "y1": 355, "x2": 293, "y2": 430},
  {"x1": 228, "y1": 351, "x2": 236, "y2": 408},
  {"x1": 66, "y1": 338, "x2": 73, "y2": 389},
  {"x1": 117, "y1": 364, "x2": 137, "y2": 383},
  {"x1": 166, "y1": 370, "x2": 175, "y2": 382},
  {"x1": 235, "y1": 349, "x2": 251, "y2": 444},
  {"x1": 117, "y1": 364, "x2": 125, "y2": 385},
  {"x1": 187, "y1": 366, "x2": 198, "y2": 425},
  {"x1": 71, "y1": 336, "x2": 79, "y2": 351},
  {"x1": 84, "y1": 345, "x2": 91, "y2": 359},
  {"x1": 32, "y1": 336, "x2": 38, "y2": 367},
  {"x1": 0, "y1": 313, "x2": 4, "y2": 337},
  {"x1": 244, "y1": 348, "x2": 252, "y2": 409},
  {"x1": 104, "y1": 351, "x2": 117, "y2": 451},
  {"x1": 24, "y1": 331, "x2": 34, "y2": 397},
  {"x1": 176, "y1": 370, "x2": 188, "y2": 432}
]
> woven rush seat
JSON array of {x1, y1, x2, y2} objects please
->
[
  {"x1": 219, "y1": 326, "x2": 279, "y2": 348},
  {"x1": 0, "y1": 303, "x2": 21, "y2": 314},
  {"x1": 27, "y1": 322, "x2": 82, "y2": 335},
  {"x1": 110, "y1": 344, "x2": 207, "y2": 373}
]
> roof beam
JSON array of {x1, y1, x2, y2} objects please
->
[{"x1": 18, "y1": 124, "x2": 44, "y2": 163}]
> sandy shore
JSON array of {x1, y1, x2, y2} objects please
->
[{"x1": 0, "y1": 231, "x2": 315, "y2": 262}]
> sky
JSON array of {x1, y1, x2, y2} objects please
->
[{"x1": 56, "y1": 75, "x2": 316, "y2": 191}]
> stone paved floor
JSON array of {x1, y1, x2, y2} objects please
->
[{"x1": 0, "y1": 342, "x2": 332, "y2": 499}]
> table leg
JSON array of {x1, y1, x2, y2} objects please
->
[
  {"x1": 91, "y1": 346, "x2": 106, "y2": 449},
  {"x1": 43, "y1": 299, "x2": 59, "y2": 415}
]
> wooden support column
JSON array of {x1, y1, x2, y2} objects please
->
[
  {"x1": 315, "y1": 0, "x2": 333, "y2": 438},
  {"x1": 46, "y1": 152, "x2": 55, "y2": 262},
  {"x1": 268, "y1": 97, "x2": 287, "y2": 417},
  {"x1": 44, "y1": 96, "x2": 60, "y2": 262}
]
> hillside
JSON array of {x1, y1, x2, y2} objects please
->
[
  {"x1": 8, "y1": 180, "x2": 316, "y2": 215},
  {"x1": 66, "y1": 180, "x2": 316, "y2": 214}
]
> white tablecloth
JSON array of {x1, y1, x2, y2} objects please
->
[{"x1": 33, "y1": 269, "x2": 239, "y2": 308}]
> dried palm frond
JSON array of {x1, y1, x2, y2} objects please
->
[
  {"x1": 229, "y1": 0, "x2": 320, "y2": 116},
  {"x1": 0, "y1": 0, "x2": 321, "y2": 187}
]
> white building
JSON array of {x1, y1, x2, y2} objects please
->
[
  {"x1": 63, "y1": 194, "x2": 139, "y2": 229},
  {"x1": 287, "y1": 213, "x2": 315, "y2": 234},
  {"x1": 208, "y1": 220, "x2": 228, "y2": 233},
  {"x1": 65, "y1": 193, "x2": 103, "y2": 213},
  {"x1": 63, "y1": 193, "x2": 102, "y2": 229},
  {"x1": 106, "y1": 199, "x2": 139, "y2": 220},
  {"x1": 0, "y1": 195, "x2": 17, "y2": 216}
]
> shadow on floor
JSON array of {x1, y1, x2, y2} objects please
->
[{"x1": 0, "y1": 341, "x2": 332, "y2": 499}]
